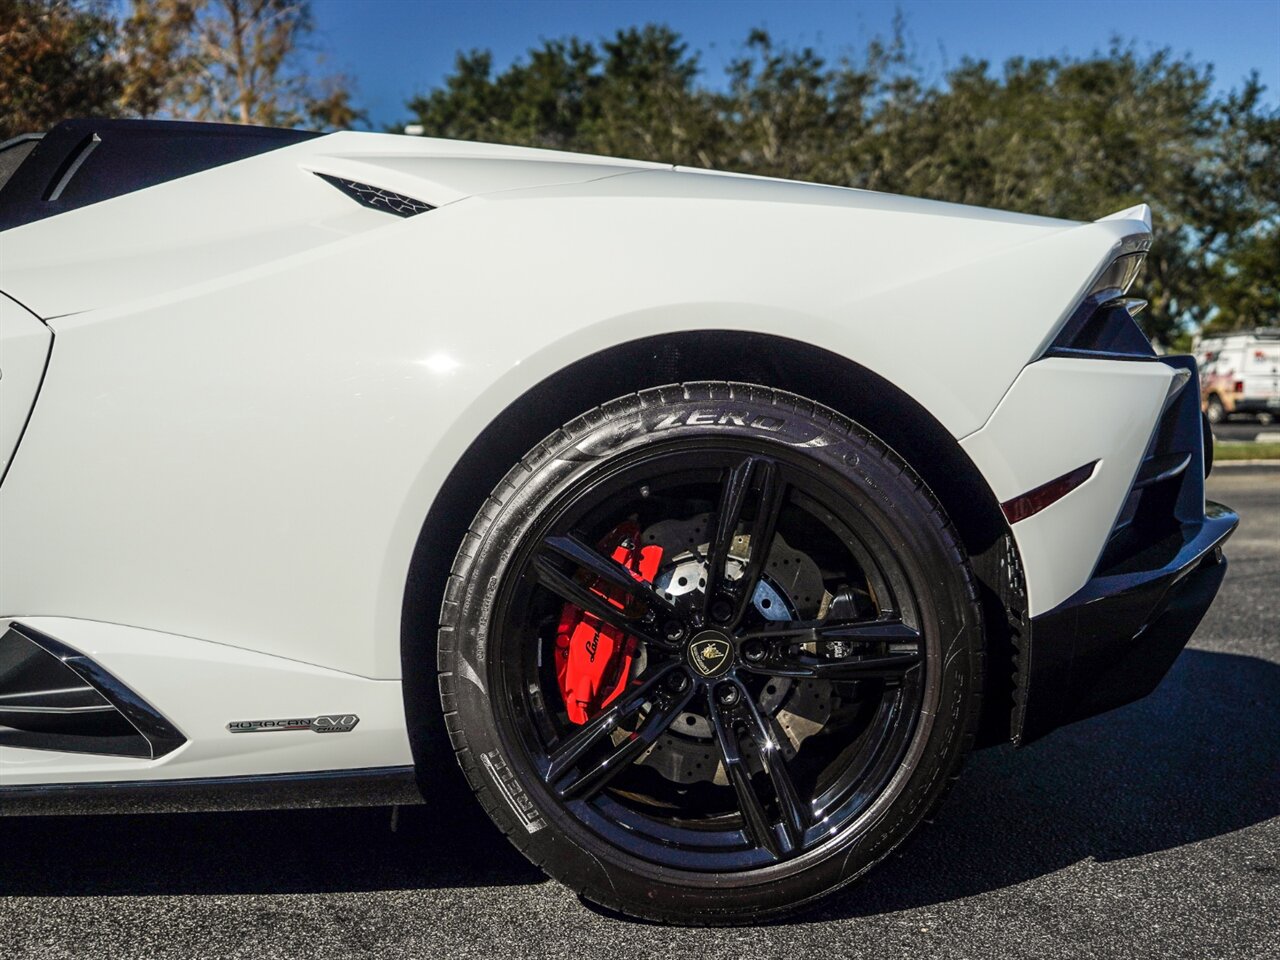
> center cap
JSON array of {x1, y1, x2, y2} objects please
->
[{"x1": 687, "y1": 630, "x2": 734, "y2": 678}]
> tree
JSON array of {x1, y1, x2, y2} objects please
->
[
  {"x1": 582, "y1": 26, "x2": 718, "y2": 165},
  {"x1": 403, "y1": 25, "x2": 715, "y2": 164},
  {"x1": 399, "y1": 27, "x2": 1278, "y2": 345},
  {"x1": 0, "y1": 0, "x2": 122, "y2": 140},
  {"x1": 850, "y1": 44, "x2": 1248, "y2": 345},
  {"x1": 1198, "y1": 78, "x2": 1280, "y2": 335},
  {"x1": 0, "y1": 0, "x2": 361, "y2": 137},
  {"x1": 158, "y1": 0, "x2": 361, "y2": 129},
  {"x1": 118, "y1": 0, "x2": 199, "y2": 118}
]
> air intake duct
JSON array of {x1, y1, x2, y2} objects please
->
[{"x1": 0, "y1": 622, "x2": 184, "y2": 758}]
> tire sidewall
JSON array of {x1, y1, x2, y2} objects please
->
[{"x1": 442, "y1": 385, "x2": 979, "y2": 920}]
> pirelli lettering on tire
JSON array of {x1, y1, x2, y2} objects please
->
[{"x1": 480, "y1": 749, "x2": 546, "y2": 834}]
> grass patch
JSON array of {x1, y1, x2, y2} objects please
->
[{"x1": 1214, "y1": 441, "x2": 1280, "y2": 461}]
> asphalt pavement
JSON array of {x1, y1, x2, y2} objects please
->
[
  {"x1": 1, "y1": 466, "x2": 1276, "y2": 959},
  {"x1": 1212, "y1": 420, "x2": 1280, "y2": 442}
]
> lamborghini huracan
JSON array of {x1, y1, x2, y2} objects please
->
[{"x1": 0, "y1": 119, "x2": 1236, "y2": 923}]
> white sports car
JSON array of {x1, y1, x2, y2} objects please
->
[{"x1": 0, "y1": 119, "x2": 1236, "y2": 924}]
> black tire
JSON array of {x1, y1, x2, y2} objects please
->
[
  {"x1": 437, "y1": 382, "x2": 983, "y2": 924},
  {"x1": 1206, "y1": 394, "x2": 1227, "y2": 425}
]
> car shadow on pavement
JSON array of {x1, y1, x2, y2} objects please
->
[
  {"x1": 0, "y1": 766, "x2": 543, "y2": 895},
  {"x1": 0, "y1": 649, "x2": 1275, "y2": 904},
  {"x1": 813, "y1": 648, "x2": 1280, "y2": 921}
]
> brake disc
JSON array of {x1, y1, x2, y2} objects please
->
[{"x1": 631, "y1": 514, "x2": 835, "y2": 786}]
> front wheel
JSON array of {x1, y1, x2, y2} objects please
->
[
  {"x1": 1205, "y1": 394, "x2": 1227, "y2": 425},
  {"x1": 438, "y1": 383, "x2": 984, "y2": 924}
]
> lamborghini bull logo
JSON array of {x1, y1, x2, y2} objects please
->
[{"x1": 688, "y1": 634, "x2": 733, "y2": 677}]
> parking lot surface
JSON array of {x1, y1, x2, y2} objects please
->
[
  {"x1": 1213, "y1": 420, "x2": 1279, "y2": 442},
  {"x1": 1, "y1": 466, "x2": 1276, "y2": 959}
]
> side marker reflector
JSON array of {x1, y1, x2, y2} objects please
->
[{"x1": 1001, "y1": 461, "x2": 1099, "y2": 524}]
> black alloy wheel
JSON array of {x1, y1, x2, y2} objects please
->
[{"x1": 438, "y1": 383, "x2": 984, "y2": 924}]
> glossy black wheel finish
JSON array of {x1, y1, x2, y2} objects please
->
[
  {"x1": 495, "y1": 443, "x2": 929, "y2": 872},
  {"x1": 439, "y1": 383, "x2": 983, "y2": 923}
]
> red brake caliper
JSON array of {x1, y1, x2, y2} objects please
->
[{"x1": 555, "y1": 521, "x2": 664, "y2": 725}]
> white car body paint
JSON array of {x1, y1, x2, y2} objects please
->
[
  {"x1": 960, "y1": 358, "x2": 1177, "y2": 614},
  {"x1": 0, "y1": 293, "x2": 51, "y2": 479},
  {"x1": 0, "y1": 129, "x2": 1166, "y2": 785},
  {"x1": 0, "y1": 618, "x2": 413, "y2": 785}
]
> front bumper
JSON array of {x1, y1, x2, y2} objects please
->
[{"x1": 1016, "y1": 354, "x2": 1238, "y2": 744}]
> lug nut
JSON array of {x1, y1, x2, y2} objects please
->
[
  {"x1": 664, "y1": 620, "x2": 686, "y2": 642},
  {"x1": 666, "y1": 671, "x2": 690, "y2": 693},
  {"x1": 710, "y1": 598, "x2": 734, "y2": 623},
  {"x1": 743, "y1": 640, "x2": 766, "y2": 662},
  {"x1": 716, "y1": 683, "x2": 740, "y2": 706}
]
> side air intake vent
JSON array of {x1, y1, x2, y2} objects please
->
[
  {"x1": 0, "y1": 623, "x2": 185, "y2": 758},
  {"x1": 316, "y1": 174, "x2": 434, "y2": 217},
  {"x1": 1094, "y1": 356, "x2": 1206, "y2": 575}
]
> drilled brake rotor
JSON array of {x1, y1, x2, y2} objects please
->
[{"x1": 626, "y1": 514, "x2": 836, "y2": 786}]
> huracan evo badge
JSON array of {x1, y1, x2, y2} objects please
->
[{"x1": 226, "y1": 715, "x2": 359, "y2": 734}]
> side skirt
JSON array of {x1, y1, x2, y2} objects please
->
[{"x1": 0, "y1": 765, "x2": 423, "y2": 817}]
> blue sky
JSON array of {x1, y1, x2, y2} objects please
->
[{"x1": 309, "y1": 0, "x2": 1280, "y2": 128}]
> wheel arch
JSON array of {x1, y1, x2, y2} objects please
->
[{"x1": 401, "y1": 331, "x2": 1022, "y2": 778}]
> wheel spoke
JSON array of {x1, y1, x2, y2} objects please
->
[
  {"x1": 705, "y1": 456, "x2": 786, "y2": 626},
  {"x1": 531, "y1": 554, "x2": 665, "y2": 648},
  {"x1": 708, "y1": 686, "x2": 781, "y2": 858},
  {"x1": 543, "y1": 534, "x2": 681, "y2": 622},
  {"x1": 731, "y1": 459, "x2": 785, "y2": 625},
  {"x1": 745, "y1": 647, "x2": 921, "y2": 682},
  {"x1": 741, "y1": 616, "x2": 921, "y2": 681},
  {"x1": 544, "y1": 667, "x2": 671, "y2": 783},
  {"x1": 704, "y1": 458, "x2": 755, "y2": 618},
  {"x1": 740, "y1": 617, "x2": 920, "y2": 644},
  {"x1": 738, "y1": 691, "x2": 807, "y2": 852},
  {"x1": 548, "y1": 670, "x2": 694, "y2": 801}
]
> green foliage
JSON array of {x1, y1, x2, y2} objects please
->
[
  {"x1": 400, "y1": 27, "x2": 1280, "y2": 346},
  {"x1": 404, "y1": 26, "x2": 718, "y2": 163},
  {"x1": 0, "y1": 0, "x2": 123, "y2": 140},
  {"x1": 1214, "y1": 441, "x2": 1280, "y2": 461},
  {"x1": 131, "y1": 0, "x2": 365, "y2": 129},
  {"x1": 2, "y1": 0, "x2": 362, "y2": 135}
]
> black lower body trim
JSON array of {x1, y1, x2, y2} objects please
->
[
  {"x1": 0, "y1": 766, "x2": 423, "y2": 816},
  {"x1": 1017, "y1": 501, "x2": 1238, "y2": 744}
]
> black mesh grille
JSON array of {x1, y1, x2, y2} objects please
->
[{"x1": 317, "y1": 174, "x2": 433, "y2": 217}]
